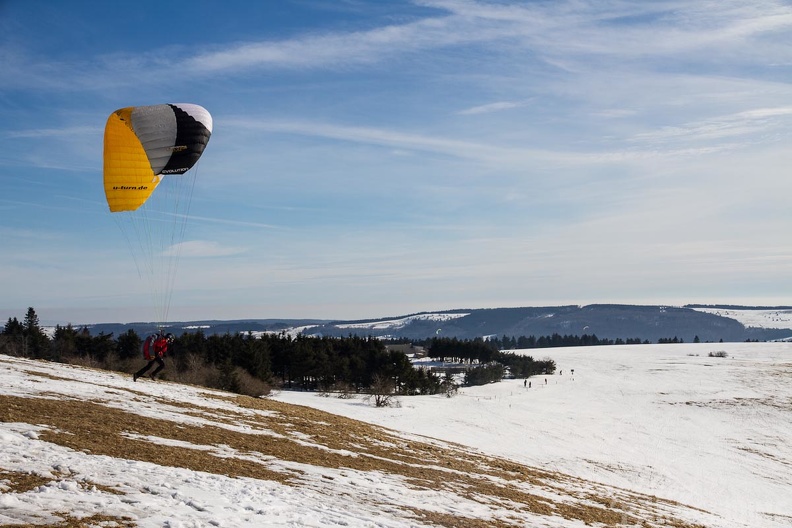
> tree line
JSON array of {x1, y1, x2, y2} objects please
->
[
  {"x1": 421, "y1": 337, "x2": 557, "y2": 380},
  {"x1": 6, "y1": 308, "x2": 627, "y2": 399},
  {"x1": 4, "y1": 308, "x2": 731, "y2": 400},
  {"x1": 1, "y1": 308, "x2": 450, "y2": 398},
  {"x1": 489, "y1": 334, "x2": 649, "y2": 349}
]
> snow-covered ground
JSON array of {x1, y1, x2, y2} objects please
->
[
  {"x1": 1, "y1": 341, "x2": 791, "y2": 527},
  {"x1": 336, "y1": 312, "x2": 469, "y2": 331},
  {"x1": 275, "y1": 342, "x2": 792, "y2": 527},
  {"x1": 690, "y1": 307, "x2": 792, "y2": 329}
]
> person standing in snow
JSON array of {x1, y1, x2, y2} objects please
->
[{"x1": 134, "y1": 333, "x2": 173, "y2": 381}]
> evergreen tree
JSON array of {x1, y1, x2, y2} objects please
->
[
  {"x1": 51, "y1": 324, "x2": 79, "y2": 361},
  {"x1": 21, "y1": 307, "x2": 49, "y2": 357},
  {"x1": 3, "y1": 317, "x2": 24, "y2": 336},
  {"x1": 218, "y1": 358, "x2": 241, "y2": 393},
  {"x1": 116, "y1": 329, "x2": 142, "y2": 360},
  {"x1": 237, "y1": 333, "x2": 272, "y2": 381},
  {"x1": 23, "y1": 307, "x2": 40, "y2": 334}
]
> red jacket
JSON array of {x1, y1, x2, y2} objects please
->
[
  {"x1": 143, "y1": 335, "x2": 168, "y2": 360},
  {"x1": 152, "y1": 337, "x2": 168, "y2": 358}
]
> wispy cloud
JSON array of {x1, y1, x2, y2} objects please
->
[
  {"x1": 186, "y1": 214, "x2": 281, "y2": 230},
  {"x1": 164, "y1": 240, "x2": 248, "y2": 258},
  {"x1": 179, "y1": 10, "x2": 472, "y2": 74},
  {"x1": 631, "y1": 105, "x2": 792, "y2": 146},
  {"x1": 420, "y1": 0, "x2": 792, "y2": 67},
  {"x1": 457, "y1": 101, "x2": 525, "y2": 115},
  {"x1": 4, "y1": 0, "x2": 791, "y2": 92},
  {"x1": 3, "y1": 126, "x2": 98, "y2": 139},
  {"x1": 225, "y1": 117, "x2": 536, "y2": 164},
  {"x1": 225, "y1": 115, "x2": 763, "y2": 169}
]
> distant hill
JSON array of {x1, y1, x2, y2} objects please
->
[{"x1": 80, "y1": 304, "x2": 792, "y2": 343}]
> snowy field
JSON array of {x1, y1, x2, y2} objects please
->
[
  {"x1": 1, "y1": 341, "x2": 791, "y2": 527},
  {"x1": 336, "y1": 313, "x2": 469, "y2": 331},
  {"x1": 690, "y1": 307, "x2": 792, "y2": 330},
  {"x1": 274, "y1": 342, "x2": 792, "y2": 527}
]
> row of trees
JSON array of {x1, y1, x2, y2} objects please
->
[
  {"x1": 501, "y1": 334, "x2": 718, "y2": 346},
  {"x1": 3, "y1": 308, "x2": 570, "y2": 399},
  {"x1": 2, "y1": 308, "x2": 451, "y2": 398},
  {"x1": 411, "y1": 333, "x2": 718, "y2": 350},
  {"x1": 488, "y1": 334, "x2": 648, "y2": 349},
  {"x1": 423, "y1": 337, "x2": 556, "y2": 379}
]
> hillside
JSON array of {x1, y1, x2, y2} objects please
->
[
  {"x1": 80, "y1": 304, "x2": 792, "y2": 343},
  {"x1": 280, "y1": 341, "x2": 792, "y2": 527},
  {"x1": 0, "y1": 353, "x2": 737, "y2": 527}
]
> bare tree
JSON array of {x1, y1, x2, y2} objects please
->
[
  {"x1": 441, "y1": 372, "x2": 459, "y2": 398},
  {"x1": 332, "y1": 381, "x2": 356, "y2": 399},
  {"x1": 368, "y1": 374, "x2": 399, "y2": 408}
]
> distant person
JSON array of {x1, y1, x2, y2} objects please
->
[
  {"x1": 134, "y1": 333, "x2": 173, "y2": 381},
  {"x1": 524, "y1": 379, "x2": 527, "y2": 387}
]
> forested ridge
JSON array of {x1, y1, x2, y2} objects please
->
[
  {"x1": 0, "y1": 307, "x2": 684, "y2": 401},
  {"x1": 2, "y1": 308, "x2": 440, "y2": 398}
]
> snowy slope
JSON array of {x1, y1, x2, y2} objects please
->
[
  {"x1": 336, "y1": 313, "x2": 469, "y2": 331},
  {"x1": 690, "y1": 307, "x2": 792, "y2": 330},
  {"x1": 275, "y1": 342, "x2": 792, "y2": 527},
  {"x1": 1, "y1": 342, "x2": 791, "y2": 527}
]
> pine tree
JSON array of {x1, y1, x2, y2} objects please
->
[
  {"x1": 23, "y1": 307, "x2": 40, "y2": 334},
  {"x1": 22, "y1": 307, "x2": 49, "y2": 357},
  {"x1": 3, "y1": 317, "x2": 24, "y2": 336},
  {"x1": 117, "y1": 329, "x2": 142, "y2": 359}
]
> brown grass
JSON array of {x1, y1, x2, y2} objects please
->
[{"x1": 3, "y1": 512, "x2": 137, "y2": 528}]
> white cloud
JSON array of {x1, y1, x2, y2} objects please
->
[
  {"x1": 224, "y1": 117, "x2": 543, "y2": 164},
  {"x1": 179, "y1": 11, "x2": 470, "y2": 74},
  {"x1": 3, "y1": 125, "x2": 98, "y2": 139},
  {"x1": 164, "y1": 240, "x2": 248, "y2": 258},
  {"x1": 457, "y1": 101, "x2": 524, "y2": 115},
  {"x1": 630, "y1": 105, "x2": 792, "y2": 146}
]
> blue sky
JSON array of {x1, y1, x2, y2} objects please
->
[{"x1": 2, "y1": 0, "x2": 792, "y2": 325}]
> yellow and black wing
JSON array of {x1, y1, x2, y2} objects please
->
[{"x1": 103, "y1": 103, "x2": 212, "y2": 212}]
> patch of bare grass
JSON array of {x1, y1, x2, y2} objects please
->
[
  {"x1": 0, "y1": 469, "x2": 52, "y2": 493},
  {"x1": 8, "y1": 512, "x2": 137, "y2": 528}
]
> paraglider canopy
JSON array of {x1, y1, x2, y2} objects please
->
[
  {"x1": 103, "y1": 102, "x2": 212, "y2": 325},
  {"x1": 103, "y1": 103, "x2": 212, "y2": 212}
]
